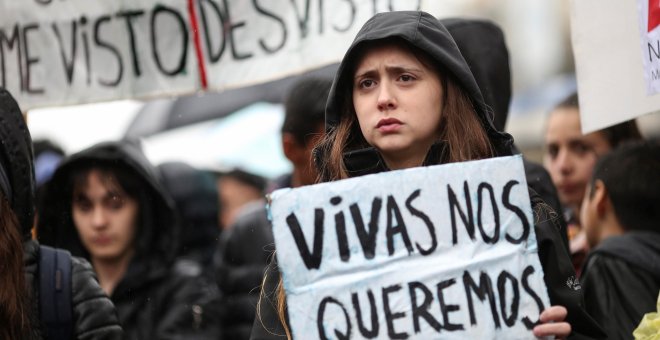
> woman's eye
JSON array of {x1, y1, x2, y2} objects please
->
[
  {"x1": 74, "y1": 201, "x2": 92, "y2": 212},
  {"x1": 107, "y1": 196, "x2": 125, "y2": 210},
  {"x1": 399, "y1": 74, "x2": 414, "y2": 82},
  {"x1": 574, "y1": 143, "x2": 591, "y2": 155},
  {"x1": 359, "y1": 79, "x2": 375, "y2": 88}
]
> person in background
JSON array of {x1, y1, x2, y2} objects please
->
[
  {"x1": 543, "y1": 92, "x2": 643, "y2": 273},
  {"x1": 214, "y1": 76, "x2": 332, "y2": 340},
  {"x1": 32, "y1": 139, "x2": 66, "y2": 189},
  {"x1": 157, "y1": 161, "x2": 223, "y2": 339},
  {"x1": 253, "y1": 11, "x2": 603, "y2": 339},
  {"x1": 579, "y1": 140, "x2": 660, "y2": 339},
  {"x1": 216, "y1": 168, "x2": 267, "y2": 230},
  {"x1": 0, "y1": 88, "x2": 123, "y2": 339},
  {"x1": 158, "y1": 161, "x2": 220, "y2": 274},
  {"x1": 37, "y1": 141, "x2": 218, "y2": 339},
  {"x1": 32, "y1": 139, "x2": 66, "y2": 234}
]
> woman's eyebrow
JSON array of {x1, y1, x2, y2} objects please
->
[
  {"x1": 355, "y1": 65, "x2": 424, "y2": 79},
  {"x1": 354, "y1": 68, "x2": 377, "y2": 80},
  {"x1": 384, "y1": 65, "x2": 423, "y2": 74}
]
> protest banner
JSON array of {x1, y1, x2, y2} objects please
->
[
  {"x1": 571, "y1": 0, "x2": 660, "y2": 133},
  {"x1": 1, "y1": 0, "x2": 482, "y2": 110},
  {"x1": 269, "y1": 155, "x2": 550, "y2": 339}
]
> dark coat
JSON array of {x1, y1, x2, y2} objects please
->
[
  {"x1": 252, "y1": 12, "x2": 603, "y2": 339},
  {"x1": 0, "y1": 88, "x2": 123, "y2": 339},
  {"x1": 37, "y1": 141, "x2": 218, "y2": 339},
  {"x1": 215, "y1": 202, "x2": 275, "y2": 340},
  {"x1": 580, "y1": 231, "x2": 660, "y2": 339},
  {"x1": 24, "y1": 240, "x2": 124, "y2": 339}
]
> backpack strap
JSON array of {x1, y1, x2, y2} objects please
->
[{"x1": 39, "y1": 245, "x2": 73, "y2": 340}]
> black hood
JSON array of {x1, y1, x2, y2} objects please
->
[
  {"x1": 324, "y1": 11, "x2": 513, "y2": 160},
  {"x1": 37, "y1": 141, "x2": 179, "y2": 268},
  {"x1": 157, "y1": 161, "x2": 219, "y2": 258},
  {"x1": 441, "y1": 18, "x2": 512, "y2": 132},
  {"x1": 0, "y1": 88, "x2": 36, "y2": 240}
]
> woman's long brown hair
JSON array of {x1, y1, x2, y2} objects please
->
[{"x1": 0, "y1": 196, "x2": 32, "y2": 339}]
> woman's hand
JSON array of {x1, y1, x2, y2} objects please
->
[{"x1": 533, "y1": 305, "x2": 571, "y2": 339}]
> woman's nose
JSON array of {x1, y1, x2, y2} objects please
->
[
  {"x1": 377, "y1": 82, "x2": 397, "y2": 111},
  {"x1": 91, "y1": 208, "x2": 108, "y2": 228},
  {"x1": 556, "y1": 149, "x2": 574, "y2": 175}
]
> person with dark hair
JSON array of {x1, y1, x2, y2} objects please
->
[
  {"x1": 37, "y1": 141, "x2": 217, "y2": 339},
  {"x1": 216, "y1": 168, "x2": 267, "y2": 230},
  {"x1": 578, "y1": 140, "x2": 660, "y2": 339},
  {"x1": 214, "y1": 76, "x2": 332, "y2": 340},
  {"x1": 158, "y1": 161, "x2": 220, "y2": 272},
  {"x1": 0, "y1": 88, "x2": 123, "y2": 339},
  {"x1": 252, "y1": 11, "x2": 604, "y2": 340},
  {"x1": 543, "y1": 91, "x2": 644, "y2": 272},
  {"x1": 157, "y1": 161, "x2": 223, "y2": 339}
]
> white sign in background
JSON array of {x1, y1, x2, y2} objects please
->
[
  {"x1": 571, "y1": 0, "x2": 660, "y2": 133},
  {"x1": 0, "y1": 0, "x2": 427, "y2": 109},
  {"x1": 270, "y1": 155, "x2": 550, "y2": 339},
  {"x1": 0, "y1": 0, "x2": 199, "y2": 109},
  {"x1": 637, "y1": 0, "x2": 660, "y2": 95}
]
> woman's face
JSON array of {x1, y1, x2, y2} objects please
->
[
  {"x1": 543, "y1": 108, "x2": 611, "y2": 212},
  {"x1": 352, "y1": 43, "x2": 443, "y2": 170},
  {"x1": 72, "y1": 170, "x2": 138, "y2": 263}
]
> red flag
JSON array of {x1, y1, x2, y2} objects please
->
[{"x1": 649, "y1": 0, "x2": 660, "y2": 32}]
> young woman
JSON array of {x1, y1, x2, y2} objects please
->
[
  {"x1": 543, "y1": 92, "x2": 643, "y2": 272},
  {"x1": 37, "y1": 141, "x2": 221, "y2": 339},
  {"x1": 252, "y1": 11, "x2": 603, "y2": 339}
]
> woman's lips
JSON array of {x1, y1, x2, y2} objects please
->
[
  {"x1": 558, "y1": 183, "x2": 580, "y2": 195},
  {"x1": 377, "y1": 118, "x2": 402, "y2": 133},
  {"x1": 93, "y1": 236, "x2": 112, "y2": 246}
]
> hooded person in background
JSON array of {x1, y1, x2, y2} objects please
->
[
  {"x1": 214, "y1": 76, "x2": 332, "y2": 340},
  {"x1": 252, "y1": 12, "x2": 604, "y2": 339},
  {"x1": 158, "y1": 161, "x2": 220, "y2": 275},
  {"x1": 0, "y1": 88, "x2": 123, "y2": 339},
  {"x1": 37, "y1": 141, "x2": 218, "y2": 339},
  {"x1": 157, "y1": 161, "x2": 223, "y2": 339}
]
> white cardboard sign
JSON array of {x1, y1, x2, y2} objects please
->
[
  {"x1": 571, "y1": 0, "x2": 660, "y2": 133},
  {"x1": 270, "y1": 155, "x2": 550, "y2": 339}
]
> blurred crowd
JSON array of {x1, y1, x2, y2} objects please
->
[{"x1": 1, "y1": 10, "x2": 659, "y2": 340}]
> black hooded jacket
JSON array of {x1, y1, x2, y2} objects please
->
[
  {"x1": 38, "y1": 141, "x2": 215, "y2": 339},
  {"x1": 580, "y1": 231, "x2": 660, "y2": 339},
  {"x1": 0, "y1": 88, "x2": 123, "y2": 339},
  {"x1": 252, "y1": 12, "x2": 603, "y2": 339}
]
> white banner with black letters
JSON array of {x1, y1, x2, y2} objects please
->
[
  {"x1": 1, "y1": 0, "x2": 445, "y2": 109},
  {"x1": 270, "y1": 155, "x2": 550, "y2": 339}
]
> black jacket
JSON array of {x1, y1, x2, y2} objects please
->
[
  {"x1": 24, "y1": 240, "x2": 124, "y2": 339},
  {"x1": 252, "y1": 12, "x2": 603, "y2": 339},
  {"x1": 0, "y1": 88, "x2": 123, "y2": 339},
  {"x1": 215, "y1": 201, "x2": 275, "y2": 340},
  {"x1": 37, "y1": 141, "x2": 217, "y2": 339},
  {"x1": 580, "y1": 231, "x2": 660, "y2": 339}
]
